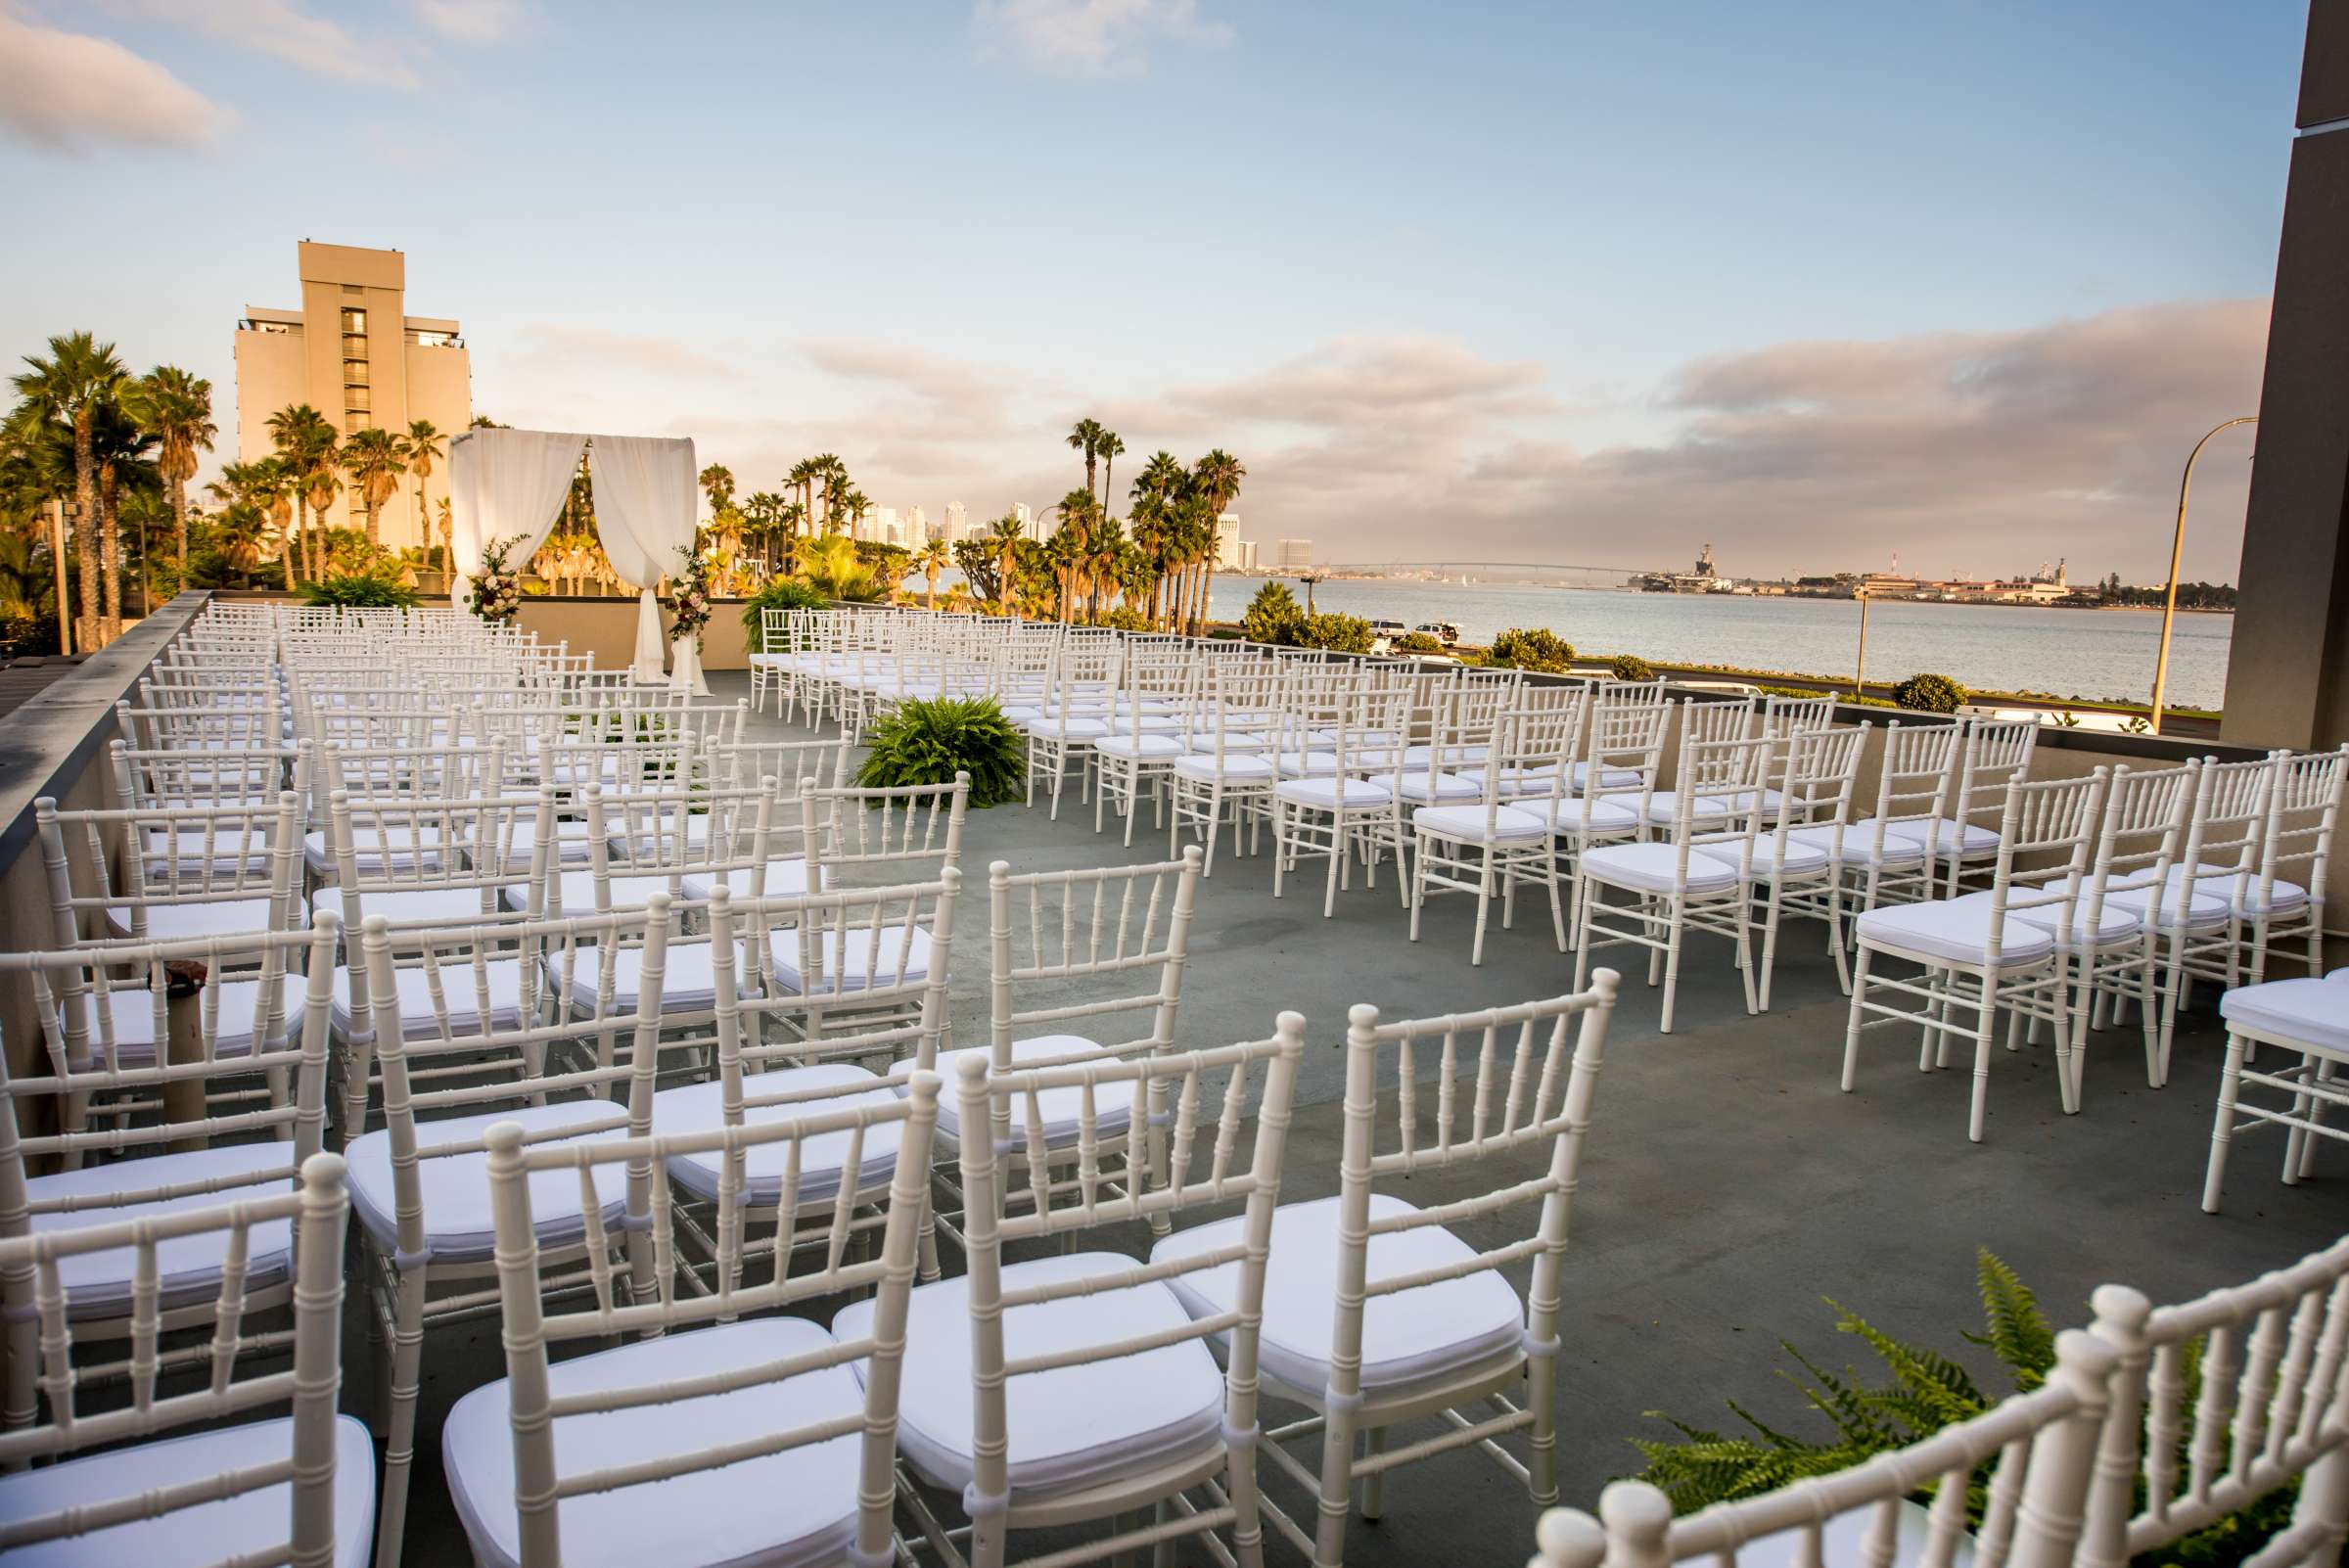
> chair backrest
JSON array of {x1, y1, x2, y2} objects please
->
[
  {"x1": 2085, "y1": 761, "x2": 2196, "y2": 923},
  {"x1": 1869, "y1": 718, "x2": 1964, "y2": 847},
  {"x1": 1656, "y1": 704, "x2": 1775, "y2": 857},
  {"x1": 1537, "y1": 1328, "x2": 2120, "y2": 1568},
  {"x1": 111, "y1": 739, "x2": 306, "y2": 814},
  {"x1": 480, "y1": 1073, "x2": 940, "y2": 1568},
  {"x1": 1761, "y1": 693, "x2": 1837, "y2": 739},
  {"x1": 1945, "y1": 717, "x2": 2041, "y2": 891},
  {"x1": 0, "y1": 1152, "x2": 351, "y2": 1558},
  {"x1": 704, "y1": 734, "x2": 851, "y2": 797},
  {"x1": 1329, "y1": 980, "x2": 1619, "y2": 1413},
  {"x1": 988, "y1": 849, "x2": 1203, "y2": 1076},
  {"x1": 38, "y1": 792, "x2": 305, "y2": 948},
  {"x1": 949, "y1": 1020, "x2": 1306, "y2": 1525},
  {"x1": 1978, "y1": 770, "x2": 2109, "y2": 954},
  {"x1": 2252, "y1": 743, "x2": 2346, "y2": 920},
  {"x1": 803, "y1": 772, "x2": 969, "y2": 885},
  {"x1": 1743, "y1": 725, "x2": 1866, "y2": 870},
  {"x1": 2081, "y1": 1234, "x2": 2349, "y2": 1568}
]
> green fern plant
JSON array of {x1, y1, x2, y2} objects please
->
[
  {"x1": 853, "y1": 696, "x2": 1024, "y2": 808},
  {"x1": 1633, "y1": 1251, "x2": 2293, "y2": 1563}
]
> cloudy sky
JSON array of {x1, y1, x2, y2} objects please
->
[{"x1": 0, "y1": 1, "x2": 2302, "y2": 580}]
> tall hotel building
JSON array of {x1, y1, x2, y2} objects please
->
[{"x1": 233, "y1": 242, "x2": 474, "y2": 548}]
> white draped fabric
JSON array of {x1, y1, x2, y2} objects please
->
[
  {"x1": 587, "y1": 436, "x2": 700, "y2": 683},
  {"x1": 445, "y1": 430, "x2": 588, "y2": 584}
]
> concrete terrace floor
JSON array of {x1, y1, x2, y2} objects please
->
[{"x1": 381, "y1": 671, "x2": 2349, "y2": 1567}]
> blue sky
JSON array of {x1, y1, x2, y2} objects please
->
[{"x1": 0, "y1": 1, "x2": 2307, "y2": 579}]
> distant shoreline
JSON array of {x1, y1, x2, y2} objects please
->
[{"x1": 1251, "y1": 576, "x2": 2235, "y2": 615}]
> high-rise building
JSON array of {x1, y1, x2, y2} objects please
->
[
  {"x1": 944, "y1": 501, "x2": 968, "y2": 542},
  {"x1": 1215, "y1": 512, "x2": 1244, "y2": 570},
  {"x1": 1239, "y1": 539, "x2": 1260, "y2": 571},
  {"x1": 233, "y1": 241, "x2": 473, "y2": 549},
  {"x1": 905, "y1": 504, "x2": 928, "y2": 542},
  {"x1": 1277, "y1": 538, "x2": 1314, "y2": 572},
  {"x1": 872, "y1": 505, "x2": 901, "y2": 545},
  {"x1": 1013, "y1": 502, "x2": 1036, "y2": 539}
]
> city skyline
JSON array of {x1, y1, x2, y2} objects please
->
[{"x1": 0, "y1": 2, "x2": 2299, "y2": 580}]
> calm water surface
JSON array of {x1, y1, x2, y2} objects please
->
[{"x1": 1199, "y1": 577, "x2": 2234, "y2": 711}]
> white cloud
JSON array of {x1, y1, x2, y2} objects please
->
[
  {"x1": 972, "y1": 0, "x2": 1230, "y2": 76},
  {"x1": 409, "y1": 0, "x2": 531, "y2": 44},
  {"x1": 94, "y1": 0, "x2": 419, "y2": 87},
  {"x1": 513, "y1": 324, "x2": 739, "y2": 382},
  {"x1": 0, "y1": 8, "x2": 232, "y2": 151}
]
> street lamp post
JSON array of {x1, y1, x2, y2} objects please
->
[
  {"x1": 2149, "y1": 416, "x2": 2257, "y2": 735},
  {"x1": 1853, "y1": 590, "x2": 1870, "y2": 699}
]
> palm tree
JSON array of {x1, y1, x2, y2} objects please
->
[
  {"x1": 123, "y1": 365, "x2": 214, "y2": 573},
  {"x1": 90, "y1": 399, "x2": 154, "y2": 635},
  {"x1": 987, "y1": 516, "x2": 1024, "y2": 612},
  {"x1": 1050, "y1": 488, "x2": 1099, "y2": 622},
  {"x1": 13, "y1": 332, "x2": 125, "y2": 647},
  {"x1": 1188, "y1": 450, "x2": 1246, "y2": 634},
  {"x1": 340, "y1": 426, "x2": 408, "y2": 547},
  {"x1": 916, "y1": 538, "x2": 949, "y2": 609},
  {"x1": 266, "y1": 404, "x2": 338, "y2": 584},
  {"x1": 1066, "y1": 418, "x2": 1105, "y2": 503},
  {"x1": 842, "y1": 488, "x2": 870, "y2": 539},
  {"x1": 212, "y1": 502, "x2": 270, "y2": 587},
  {"x1": 1095, "y1": 429, "x2": 1125, "y2": 520},
  {"x1": 699, "y1": 463, "x2": 735, "y2": 519},
  {"x1": 3, "y1": 397, "x2": 76, "y2": 646},
  {"x1": 405, "y1": 418, "x2": 444, "y2": 562},
  {"x1": 119, "y1": 486, "x2": 170, "y2": 612}
]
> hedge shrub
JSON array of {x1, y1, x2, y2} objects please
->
[
  {"x1": 1892, "y1": 671, "x2": 1966, "y2": 714},
  {"x1": 1487, "y1": 627, "x2": 1575, "y2": 672},
  {"x1": 1608, "y1": 652, "x2": 1655, "y2": 681}
]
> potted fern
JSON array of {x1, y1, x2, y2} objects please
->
[{"x1": 854, "y1": 696, "x2": 1024, "y2": 807}]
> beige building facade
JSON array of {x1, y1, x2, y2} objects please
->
[{"x1": 233, "y1": 241, "x2": 473, "y2": 549}]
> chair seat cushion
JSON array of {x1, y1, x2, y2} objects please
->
[
  {"x1": 655, "y1": 1067, "x2": 905, "y2": 1205},
  {"x1": 676, "y1": 858, "x2": 820, "y2": 903},
  {"x1": 1953, "y1": 891, "x2": 2141, "y2": 949},
  {"x1": 0, "y1": 1414, "x2": 374, "y2": 1568},
  {"x1": 1514, "y1": 796, "x2": 1642, "y2": 837},
  {"x1": 2221, "y1": 978, "x2": 2349, "y2": 1055},
  {"x1": 506, "y1": 871, "x2": 687, "y2": 917},
  {"x1": 1405, "y1": 744, "x2": 1491, "y2": 767},
  {"x1": 317, "y1": 885, "x2": 506, "y2": 930},
  {"x1": 1638, "y1": 789, "x2": 1780, "y2": 827},
  {"x1": 302, "y1": 825, "x2": 449, "y2": 877},
  {"x1": 2101, "y1": 872, "x2": 2234, "y2": 931},
  {"x1": 832, "y1": 1252, "x2": 1224, "y2": 1501},
  {"x1": 1854, "y1": 899, "x2": 2056, "y2": 967},
  {"x1": 1092, "y1": 732, "x2": 1189, "y2": 760},
  {"x1": 555, "y1": 941, "x2": 746, "y2": 1014},
  {"x1": 772, "y1": 926, "x2": 938, "y2": 996},
  {"x1": 330, "y1": 958, "x2": 534, "y2": 1040},
  {"x1": 1393, "y1": 772, "x2": 1486, "y2": 805},
  {"x1": 1693, "y1": 836, "x2": 1831, "y2": 878},
  {"x1": 71, "y1": 981, "x2": 269, "y2": 1063},
  {"x1": 2116, "y1": 862, "x2": 2310, "y2": 919},
  {"x1": 1569, "y1": 761, "x2": 1645, "y2": 790},
  {"x1": 1018, "y1": 716, "x2": 1108, "y2": 739},
  {"x1": 1173, "y1": 753, "x2": 1277, "y2": 782},
  {"x1": 930, "y1": 1035, "x2": 1131, "y2": 1144},
  {"x1": 1275, "y1": 776, "x2": 1393, "y2": 808},
  {"x1": 106, "y1": 898, "x2": 277, "y2": 942},
  {"x1": 1787, "y1": 820, "x2": 1929, "y2": 868},
  {"x1": 1581, "y1": 842, "x2": 1742, "y2": 895},
  {"x1": 1271, "y1": 751, "x2": 1343, "y2": 779},
  {"x1": 1150, "y1": 1194, "x2": 1525, "y2": 1402},
  {"x1": 1883, "y1": 818, "x2": 2002, "y2": 857},
  {"x1": 27, "y1": 1142, "x2": 297, "y2": 1316},
  {"x1": 344, "y1": 1099, "x2": 628, "y2": 1263},
  {"x1": 1411, "y1": 804, "x2": 1551, "y2": 843},
  {"x1": 1453, "y1": 764, "x2": 1569, "y2": 799},
  {"x1": 443, "y1": 1319, "x2": 863, "y2": 1568}
]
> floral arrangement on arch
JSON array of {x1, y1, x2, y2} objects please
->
[
  {"x1": 467, "y1": 535, "x2": 524, "y2": 626},
  {"x1": 665, "y1": 544, "x2": 714, "y2": 644}
]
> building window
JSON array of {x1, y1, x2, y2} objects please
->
[
  {"x1": 341, "y1": 307, "x2": 366, "y2": 333},
  {"x1": 344, "y1": 359, "x2": 369, "y2": 388},
  {"x1": 342, "y1": 284, "x2": 364, "y2": 296},
  {"x1": 413, "y1": 330, "x2": 460, "y2": 348},
  {"x1": 344, "y1": 411, "x2": 368, "y2": 434},
  {"x1": 343, "y1": 335, "x2": 368, "y2": 360},
  {"x1": 345, "y1": 386, "x2": 371, "y2": 413}
]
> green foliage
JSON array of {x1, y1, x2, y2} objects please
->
[
  {"x1": 1085, "y1": 607, "x2": 1154, "y2": 632},
  {"x1": 804, "y1": 537, "x2": 886, "y2": 603},
  {"x1": 1634, "y1": 1251, "x2": 2294, "y2": 1562},
  {"x1": 1892, "y1": 671, "x2": 1966, "y2": 713},
  {"x1": 741, "y1": 578, "x2": 829, "y2": 651},
  {"x1": 303, "y1": 573, "x2": 417, "y2": 609},
  {"x1": 1241, "y1": 581, "x2": 1306, "y2": 645},
  {"x1": 1395, "y1": 631, "x2": 1447, "y2": 655},
  {"x1": 853, "y1": 696, "x2": 1025, "y2": 808},
  {"x1": 1609, "y1": 652, "x2": 1656, "y2": 681},
  {"x1": 1487, "y1": 626, "x2": 1576, "y2": 672},
  {"x1": 1300, "y1": 612, "x2": 1373, "y2": 654}
]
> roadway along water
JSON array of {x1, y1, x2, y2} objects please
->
[{"x1": 1201, "y1": 577, "x2": 2234, "y2": 711}]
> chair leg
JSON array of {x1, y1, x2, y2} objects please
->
[
  {"x1": 2203, "y1": 1029, "x2": 2249, "y2": 1212},
  {"x1": 1314, "y1": 1395, "x2": 1359, "y2": 1568},
  {"x1": 1322, "y1": 814, "x2": 1344, "y2": 919},
  {"x1": 1841, "y1": 947, "x2": 1873, "y2": 1092},
  {"x1": 372, "y1": 1265, "x2": 430, "y2": 1568},
  {"x1": 1408, "y1": 838, "x2": 1427, "y2": 945},
  {"x1": 1471, "y1": 856, "x2": 1493, "y2": 966},
  {"x1": 2284, "y1": 1052, "x2": 2317, "y2": 1186},
  {"x1": 1966, "y1": 978, "x2": 1997, "y2": 1143},
  {"x1": 1359, "y1": 1426, "x2": 1387, "y2": 1519},
  {"x1": 1659, "y1": 904, "x2": 1686, "y2": 1035},
  {"x1": 2302, "y1": 1059, "x2": 2333, "y2": 1177}
]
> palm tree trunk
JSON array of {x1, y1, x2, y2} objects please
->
[
  {"x1": 50, "y1": 499, "x2": 71, "y2": 655},
  {"x1": 71, "y1": 414, "x2": 100, "y2": 647},
  {"x1": 97, "y1": 461, "x2": 122, "y2": 640},
  {"x1": 172, "y1": 476, "x2": 189, "y2": 574}
]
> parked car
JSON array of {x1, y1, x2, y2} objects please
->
[{"x1": 1416, "y1": 621, "x2": 1461, "y2": 645}]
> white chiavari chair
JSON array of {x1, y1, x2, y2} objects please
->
[
  {"x1": 1574, "y1": 714, "x2": 1774, "y2": 1033},
  {"x1": 1271, "y1": 675, "x2": 1410, "y2": 918},
  {"x1": 1155, "y1": 981, "x2": 1619, "y2": 1567},
  {"x1": 442, "y1": 1074, "x2": 942, "y2": 1568},
  {"x1": 2058, "y1": 761, "x2": 2195, "y2": 1099},
  {"x1": 2081, "y1": 1238, "x2": 2349, "y2": 1558},
  {"x1": 1406, "y1": 689, "x2": 1588, "y2": 964},
  {"x1": 0, "y1": 915, "x2": 340, "y2": 1425},
  {"x1": 38, "y1": 791, "x2": 303, "y2": 946},
  {"x1": 1903, "y1": 716, "x2": 2040, "y2": 897},
  {"x1": 2202, "y1": 971, "x2": 2349, "y2": 1210},
  {"x1": 1842, "y1": 769, "x2": 2108, "y2": 1142},
  {"x1": 1787, "y1": 718, "x2": 1961, "y2": 991},
  {"x1": 1699, "y1": 723, "x2": 1866, "y2": 1012},
  {"x1": 0, "y1": 1153, "x2": 368, "y2": 1568},
  {"x1": 1531, "y1": 1330, "x2": 2119, "y2": 1568},
  {"x1": 1171, "y1": 658, "x2": 1282, "y2": 874},
  {"x1": 839, "y1": 1022, "x2": 1306, "y2": 1568}
]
